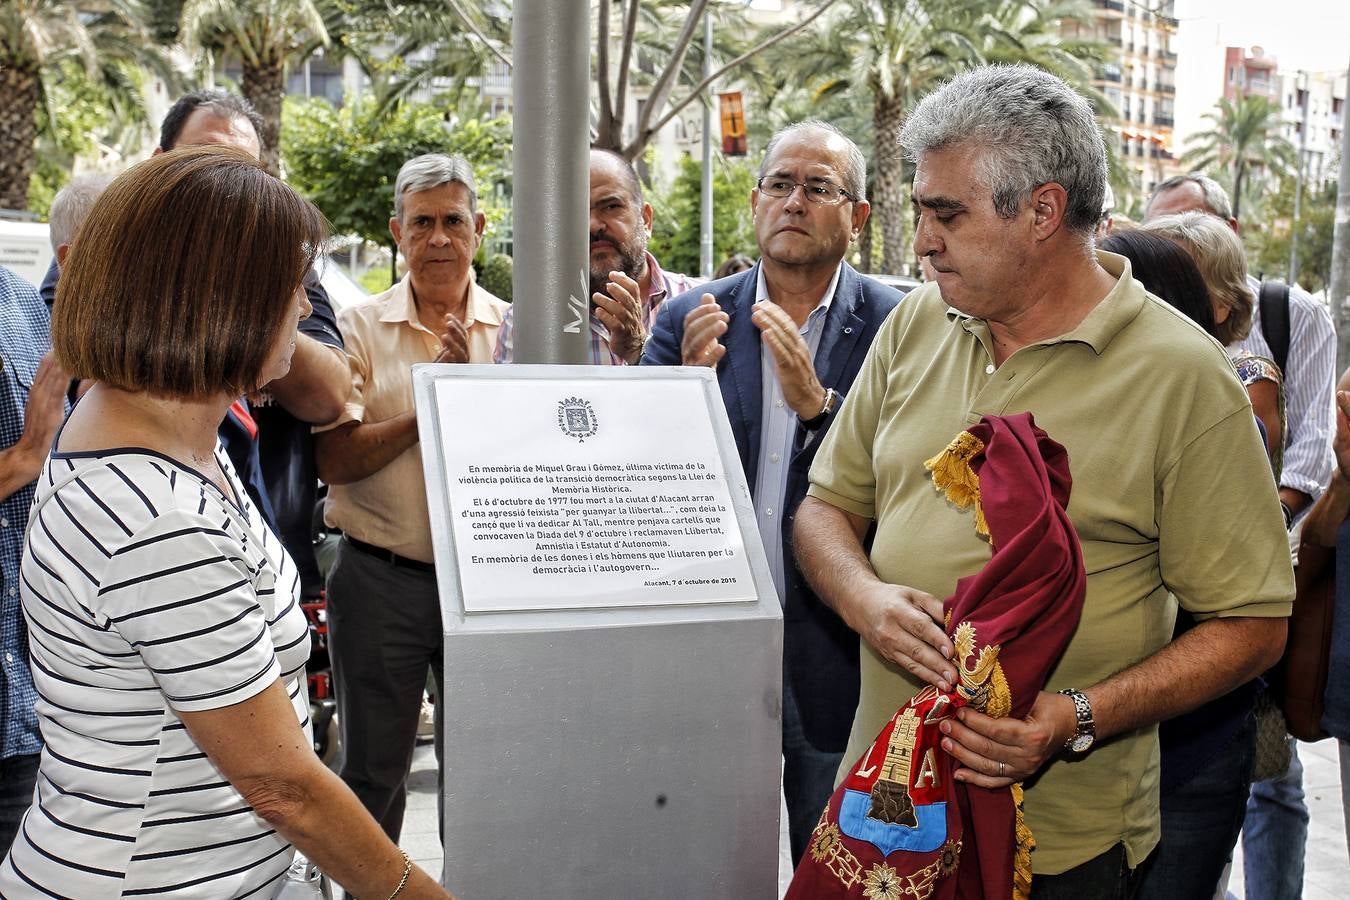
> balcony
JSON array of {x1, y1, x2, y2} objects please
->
[
  {"x1": 1161, "y1": 49, "x2": 1177, "y2": 63},
  {"x1": 1158, "y1": 82, "x2": 1176, "y2": 96},
  {"x1": 1094, "y1": 0, "x2": 1125, "y2": 11},
  {"x1": 1153, "y1": 115, "x2": 1175, "y2": 127},
  {"x1": 1098, "y1": 64, "x2": 1123, "y2": 83}
]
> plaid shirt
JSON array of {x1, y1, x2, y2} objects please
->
[
  {"x1": 494, "y1": 252, "x2": 701, "y2": 364},
  {"x1": 0, "y1": 267, "x2": 54, "y2": 760}
]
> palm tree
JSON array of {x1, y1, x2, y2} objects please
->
[
  {"x1": 332, "y1": 0, "x2": 512, "y2": 114},
  {"x1": 1181, "y1": 93, "x2": 1295, "y2": 221},
  {"x1": 365, "y1": 0, "x2": 842, "y2": 162},
  {"x1": 0, "y1": 0, "x2": 168, "y2": 211},
  {"x1": 179, "y1": 0, "x2": 332, "y2": 173},
  {"x1": 766, "y1": 0, "x2": 1105, "y2": 275}
]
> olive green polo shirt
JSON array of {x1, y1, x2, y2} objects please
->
[{"x1": 807, "y1": 251, "x2": 1294, "y2": 874}]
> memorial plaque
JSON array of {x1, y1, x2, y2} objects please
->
[
  {"x1": 433, "y1": 375, "x2": 755, "y2": 612},
  {"x1": 416, "y1": 365, "x2": 782, "y2": 899}
]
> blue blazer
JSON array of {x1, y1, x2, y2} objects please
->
[{"x1": 643, "y1": 261, "x2": 904, "y2": 751}]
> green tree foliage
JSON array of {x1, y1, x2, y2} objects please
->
[
  {"x1": 355, "y1": 0, "x2": 840, "y2": 160},
  {"x1": 476, "y1": 252, "x2": 514, "y2": 302},
  {"x1": 648, "y1": 154, "x2": 758, "y2": 277},
  {"x1": 282, "y1": 95, "x2": 513, "y2": 279},
  {"x1": 1181, "y1": 94, "x2": 1295, "y2": 222},
  {"x1": 0, "y1": 0, "x2": 171, "y2": 211},
  {"x1": 179, "y1": 0, "x2": 334, "y2": 174},
  {"x1": 332, "y1": 0, "x2": 510, "y2": 113},
  {"x1": 756, "y1": 0, "x2": 1107, "y2": 275},
  {"x1": 1245, "y1": 175, "x2": 1339, "y2": 295},
  {"x1": 26, "y1": 62, "x2": 134, "y2": 216}
]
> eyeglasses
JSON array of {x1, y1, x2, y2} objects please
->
[{"x1": 757, "y1": 176, "x2": 856, "y2": 205}]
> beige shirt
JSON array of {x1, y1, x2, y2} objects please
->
[
  {"x1": 808, "y1": 252, "x2": 1294, "y2": 874},
  {"x1": 321, "y1": 274, "x2": 508, "y2": 563}
]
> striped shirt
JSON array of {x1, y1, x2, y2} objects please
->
[
  {"x1": 0, "y1": 443, "x2": 310, "y2": 898},
  {"x1": 1238, "y1": 275, "x2": 1336, "y2": 508}
]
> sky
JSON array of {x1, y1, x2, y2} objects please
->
[{"x1": 1177, "y1": 0, "x2": 1349, "y2": 74}]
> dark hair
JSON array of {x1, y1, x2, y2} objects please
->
[
  {"x1": 590, "y1": 147, "x2": 643, "y2": 206},
  {"x1": 54, "y1": 147, "x2": 328, "y2": 398},
  {"x1": 1100, "y1": 230, "x2": 1216, "y2": 337},
  {"x1": 159, "y1": 89, "x2": 265, "y2": 151},
  {"x1": 715, "y1": 253, "x2": 754, "y2": 279}
]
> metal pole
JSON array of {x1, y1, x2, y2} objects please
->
[
  {"x1": 1331, "y1": 59, "x2": 1350, "y2": 373},
  {"x1": 1290, "y1": 71, "x2": 1310, "y2": 284},
  {"x1": 699, "y1": 10, "x2": 715, "y2": 279},
  {"x1": 512, "y1": 0, "x2": 591, "y2": 365}
]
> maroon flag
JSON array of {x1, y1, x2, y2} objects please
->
[{"x1": 786, "y1": 413, "x2": 1086, "y2": 900}]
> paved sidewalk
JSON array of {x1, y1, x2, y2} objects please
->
[
  {"x1": 1229, "y1": 738, "x2": 1348, "y2": 900},
  {"x1": 402, "y1": 738, "x2": 1348, "y2": 896}
]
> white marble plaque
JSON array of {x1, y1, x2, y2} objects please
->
[{"x1": 433, "y1": 375, "x2": 756, "y2": 612}]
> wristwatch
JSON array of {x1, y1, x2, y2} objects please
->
[
  {"x1": 800, "y1": 387, "x2": 839, "y2": 431},
  {"x1": 1058, "y1": 688, "x2": 1096, "y2": 754}
]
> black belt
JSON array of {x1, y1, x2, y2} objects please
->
[{"x1": 343, "y1": 536, "x2": 436, "y2": 574}]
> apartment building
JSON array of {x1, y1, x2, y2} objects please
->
[
  {"x1": 1067, "y1": 0, "x2": 1181, "y2": 204},
  {"x1": 1279, "y1": 67, "x2": 1346, "y2": 187}
]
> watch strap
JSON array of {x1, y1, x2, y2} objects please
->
[
  {"x1": 800, "y1": 387, "x2": 838, "y2": 431},
  {"x1": 1058, "y1": 688, "x2": 1095, "y2": 753}
]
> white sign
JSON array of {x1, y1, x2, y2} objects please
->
[{"x1": 434, "y1": 376, "x2": 757, "y2": 613}]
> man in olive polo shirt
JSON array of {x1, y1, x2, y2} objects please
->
[{"x1": 793, "y1": 65, "x2": 1292, "y2": 897}]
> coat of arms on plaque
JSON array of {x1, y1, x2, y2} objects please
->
[{"x1": 557, "y1": 396, "x2": 598, "y2": 442}]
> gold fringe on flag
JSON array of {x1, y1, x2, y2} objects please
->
[
  {"x1": 923, "y1": 430, "x2": 989, "y2": 538},
  {"x1": 1012, "y1": 783, "x2": 1035, "y2": 900}
]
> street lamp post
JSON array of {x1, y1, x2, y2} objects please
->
[
  {"x1": 511, "y1": 0, "x2": 591, "y2": 365},
  {"x1": 1290, "y1": 70, "x2": 1311, "y2": 285},
  {"x1": 1330, "y1": 59, "x2": 1350, "y2": 372},
  {"x1": 699, "y1": 10, "x2": 715, "y2": 279}
]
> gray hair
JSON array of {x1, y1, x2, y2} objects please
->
[
  {"x1": 394, "y1": 153, "x2": 477, "y2": 222},
  {"x1": 1141, "y1": 210, "x2": 1252, "y2": 343},
  {"x1": 49, "y1": 173, "x2": 116, "y2": 253},
  {"x1": 1148, "y1": 173, "x2": 1234, "y2": 221},
  {"x1": 899, "y1": 65, "x2": 1107, "y2": 238},
  {"x1": 760, "y1": 119, "x2": 868, "y2": 203}
]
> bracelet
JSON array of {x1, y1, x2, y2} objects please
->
[
  {"x1": 1280, "y1": 501, "x2": 1294, "y2": 530},
  {"x1": 387, "y1": 849, "x2": 412, "y2": 900}
]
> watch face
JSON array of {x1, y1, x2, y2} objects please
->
[{"x1": 1070, "y1": 733, "x2": 1094, "y2": 753}]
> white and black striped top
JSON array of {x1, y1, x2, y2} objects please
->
[{"x1": 0, "y1": 443, "x2": 311, "y2": 899}]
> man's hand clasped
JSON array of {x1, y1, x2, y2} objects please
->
[
  {"x1": 1334, "y1": 389, "x2": 1350, "y2": 480},
  {"x1": 434, "y1": 314, "x2": 470, "y2": 364},
  {"x1": 592, "y1": 270, "x2": 647, "y2": 365},
  {"x1": 858, "y1": 581, "x2": 1077, "y2": 788},
  {"x1": 24, "y1": 352, "x2": 71, "y2": 452},
  {"x1": 750, "y1": 300, "x2": 829, "y2": 420},
  {"x1": 680, "y1": 293, "x2": 729, "y2": 367},
  {"x1": 939, "y1": 691, "x2": 1076, "y2": 788}
]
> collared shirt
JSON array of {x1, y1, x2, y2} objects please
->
[
  {"x1": 1237, "y1": 274, "x2": 1336, "y2": 506},
  {"x1": 753, "y1": 263, "x2": 841, "y2": 605},
  {"x1": 1, "y1": 266, "x2": 54, "y2": 761},
  {"x1": 493, "y1": 251, "x2": 700, "y2": 364},
  {"x1": 320, "y1": 273, "x2": 508, "y2": 563},
  {"x1": 808, "y1": 252, "x2": 1293, "y2": 874}
]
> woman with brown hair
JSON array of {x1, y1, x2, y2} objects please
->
[
  {"x1": 0, "y1": 148, "x2": 451, "y2": 899},
  {"x1": 1141, "y1": 211, "x2": 1284, "y2": 468}
]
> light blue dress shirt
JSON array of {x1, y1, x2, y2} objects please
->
[{"x1": 753, "y1": 264, "x2": 842, "y2": 606}]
